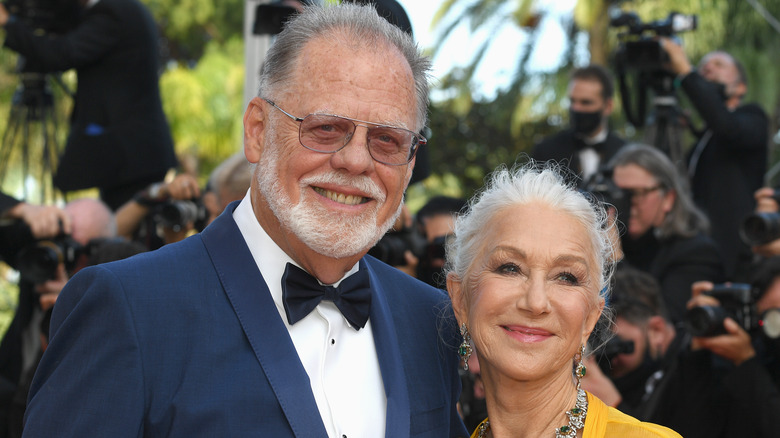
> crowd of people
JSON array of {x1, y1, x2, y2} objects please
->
[{"x1": 0, "y1": 2, "x2": 776, "y2": 437}]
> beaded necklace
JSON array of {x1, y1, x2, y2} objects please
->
[{"x1": 476, "y1": 387, "x2": 588, "y2": 438}]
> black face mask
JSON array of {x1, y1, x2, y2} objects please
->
[{"x1": 569, "y1": 109, "x2": 603, "y2": 136}]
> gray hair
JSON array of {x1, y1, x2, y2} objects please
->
[
  {"x1": 607, "y1": 143, "x2": 709, "y2": 239},
  {"x1": 209, "y1": 151, "x2": 252, "y2": 206},
  {"x1": 257, "y1": 3, "x2": 431, "y2": 130},
  {"x1": 445, "y1": 162, "x2": 618, "y2": 299}
]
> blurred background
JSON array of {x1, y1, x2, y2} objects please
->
[{"x1": 0, "y1": 0, "x2": 778, "y2": 331}]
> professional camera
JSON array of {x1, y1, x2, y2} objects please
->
[
  {"x1": 4, "y1": 0, "x2": 79, "y2": 34},
  {"x1": 610, "y1": 10, "x2": 697, "y2": 73},
  {"x1": 581, "y1": 168, "x2": 632, "y2": 235},
  {"x1": 154, "y1": 198, "x2": 209, "y2": 233},
  {"x1": 684, "y1": 283, "x2": 759, "y2": 337},
  {"x1": 369, "y1": 226, "x2": 427, "y2": 267},
  {"x1": 740, "y1": 189, "x2": 780, "y2": 246},
  {"x1": 610, "y1": 9, "x2": 696, "y2": 133},
  {"x1": 597, "y1": 336, "x2": 635, "y2": 364},
  {"x1": 15, "y1": 234, "x2": 83, "y2": 284}
]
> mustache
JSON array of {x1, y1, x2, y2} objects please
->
[{"x1": 301, "y1": 172, "x2": 386, "y2": 204}]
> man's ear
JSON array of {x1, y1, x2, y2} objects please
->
[
  {"x1": 603, "y1": 97, "x2": 615, "y2": 117},
  {"x1": 447, "y1": 272, "x2": 467, "y2": 325},
  {"x1": 244, "y1": 97, "x2": 267, "y2": 164}
]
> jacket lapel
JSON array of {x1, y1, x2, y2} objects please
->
[
  {"x1": 365, "y1": 261, "x2": 411, "y2": 438},
  {"x1": 201, "y1": 203, "x2": 328, "y2": 437}
]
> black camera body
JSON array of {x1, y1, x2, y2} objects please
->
[
  {"x1": 15, "y1": 234, "x2": 83, "y2": 284},
  {"x1": 369, "y1": 226, "x2": 427, "y2": 267},
  {"x1": 581, "y1": 168, "x2": 632, "y2": 235},
  {"x1": 739, "y1": 189, "x2": 780, "y2": 246},
  {"x1": 154, "y1": 198, "x2": 209, "y2": 233},
  {"x1": 611, "y1": 11, "x2": 697, "y2": 73},
  {"x1": 4, "y1": 0, "x2": 79, "y2": 34},
  {"x1": 684, "y1": 283, "x2": 759, "y2": 337}
]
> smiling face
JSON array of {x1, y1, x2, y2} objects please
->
[
  {"x1": 449, "y1": 202, "x2": 604, "y2": 385},
  {"x1": 244, "y1": 33, "x2": 418, "y2": 277}
]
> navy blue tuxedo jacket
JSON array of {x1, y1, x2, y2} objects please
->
[{"x1": 23, "y1": 203, "x2": 468, "y2": 437}]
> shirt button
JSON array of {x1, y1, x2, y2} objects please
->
[{"x1": 331, "y1": 339, "x2": 335, "y2": 345}]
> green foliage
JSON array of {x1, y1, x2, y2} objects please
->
[
  {"x1": 425, "y1": 0, "x2": 780, "y2": 199},
  {"x1": 160, "y1": 37, "x2": 246, "y2": 179},
  {"x1": 144, "y1": 0, "x2": 245, "y2": 62}
]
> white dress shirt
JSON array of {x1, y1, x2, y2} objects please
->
[
  {"x1": 579, "y1": 127, "x2": 609, "y2": 181},
  {"x1": 233, "y1": 191, "x2": 387, "y2": 438}
]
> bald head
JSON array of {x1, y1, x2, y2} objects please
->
[{"x1": 64, "y1": 198, "x2": 116, "y2": 245}]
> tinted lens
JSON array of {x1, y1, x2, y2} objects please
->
[
  {"x1": 299, "y1": 114, "x2": 355, "y2": 152},
  {"x1": 368, "y1": 127, "x2": 415, "y2": 164}
]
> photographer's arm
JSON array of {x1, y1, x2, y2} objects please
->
[
  {"x1": 660, "y1": 39, "x2": 768, "y2": 149},
  {"x1": 3, "y1": 201, "x2": 71, "y2": 239},
  {"x1": 116, "y1": 175, "x2": 201, "y2": 239}
]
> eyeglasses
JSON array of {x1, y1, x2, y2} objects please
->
[
  {"x1": 262, "y1": 98, "x2": 426, "y2": 166},
  {"x1": 627, "y1": 185, "x2": 662, "y2": 200}
]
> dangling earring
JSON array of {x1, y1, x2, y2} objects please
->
[
  {"x1": 458, "y1": 323, "x2": 473, "y2": 371},
  {"x1": 574, "y1": 344, "x2": 587, "y2": 389}
]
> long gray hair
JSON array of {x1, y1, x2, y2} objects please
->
[
  {"x1": 608, "y1": 143, "x2": 709, "y2": 239},
  {"x1": 257, "y1": 3, "x2": 431, "y2": 130}
]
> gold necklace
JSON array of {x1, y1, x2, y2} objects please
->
[{"x1": 476, "y1": 388, "x2": 588, "y2": 438}]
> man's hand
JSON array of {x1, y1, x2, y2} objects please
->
[
  {"x1": 0, "y1": 4, "x2": 10, "y2": 27},
  {"x1": 754, "y1": 187, "x2": 779, "y2": 213},
  {"x1": 35, "y1": 263, "x2": 69, "y2": 311},
  {"x1": 164, "y1": 174, "x2": 200, "y2": 200},
  {"x1": 660, "y1": 38, "x2": 693, "y2": 77},
  {"x1": 688, "y1": 281, "x2": 756, "y2": 365},
  {"x1": 7, "y1": 202, "x2": 71, "y2": 239}
]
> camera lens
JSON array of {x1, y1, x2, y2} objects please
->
[
  {"x1": 15, "y1": 242, "x2": 62, "y2": 284},
  {"x1": 761, "y1": 308, "x2": 780, "y2": 339},
  {"x1": 685, "y1": 305, "x2": 729, "y2": 337},
  {"x1": 740, "y1": 212, "x2": 780, "y2": 246}
]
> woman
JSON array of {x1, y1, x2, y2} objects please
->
[
  {"x1": 608, "y1": 144, "x2": 725, "y2": 324},
  {"x1": 445, "y1": 164, "x2": 681, "y2": 437}
]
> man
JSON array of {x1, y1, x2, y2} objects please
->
[
  {"x1": 0, "y1": 0, "x2": 178, "y2": 210},
  {"x1": 23, "y1": 5, "x2": 467, "y2": 437},
  {"x1": 415, "y1": 195, "x2": 465, "y2": 288},
  {"x1": 591, "y1": 266, "x2": 679, "y2": 417},
  {"x1": 532, "y1": 64, "x2": 626, "y2": 185},
  {"x1": 662, "y1": 40, "x2": 769, "y2": 281},
  {"x1": 0, "y1": 197, "x2": 114, "y2": 436}
]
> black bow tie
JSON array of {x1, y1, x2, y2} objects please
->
[{"x1": 281, "y1": 262, "x2": 372, "y2": 331}]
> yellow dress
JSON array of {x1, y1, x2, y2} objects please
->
[{"x1": 469, "y1": 392, "x2": 682, "y2": 438}]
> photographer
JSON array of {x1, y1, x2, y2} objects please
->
[
  {"x1": 115, "y1": 173, "x2": 203, "y2": 250},
  {"x1": 0, "y1": 0, "x2": 177, "y2": 210},
  {"x1": 661, "y1": 39, "x2": 769, "y2": 281},
  {"x1": 0, "y1": 197, "x2": 114, "y2": 436},
  {"x1": 608, "y1": 143, "x2": 725, "y2": 324}
]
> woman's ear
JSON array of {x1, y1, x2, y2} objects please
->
[
  {"x1": 447, "y1": 272, "x2": 467, "y2": 324},
  {"x1": 583, "y1": 297, "x2": 605, "y2": 344}
]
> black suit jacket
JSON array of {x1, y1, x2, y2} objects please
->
[
  {"x1": 532, "y1": 128, "x2": 626, "y2": 186},
  {"x1": 3, "y1": 0, "x2": 177, "y2": 192},
  {"x1": 622, "y1": 231, "x2": 726, "y2": 325},
  {"x1": 682, "y1": 72, "x2": 769, "y2": 279}
]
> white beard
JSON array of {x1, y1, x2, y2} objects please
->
[{"x1": 255, "y1": 131, "x2": 403, "y2": 259}]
